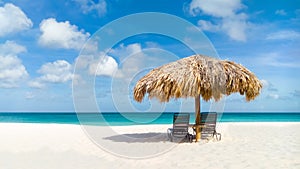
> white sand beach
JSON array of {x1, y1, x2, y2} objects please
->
[{"x1": 0, "y1": 122, "x2": 299, "y2": 169}]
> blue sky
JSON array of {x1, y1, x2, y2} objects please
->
[{"x1": 0, "y1": 0, "x2": 299, "y2": 112}]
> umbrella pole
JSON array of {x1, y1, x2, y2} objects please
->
[{"x1": 195, "y1": 95, "x2": 201, "y2": 142}]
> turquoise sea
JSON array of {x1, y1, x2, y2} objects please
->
[{"x1": 0, "y1": 112, "x2": 299, "y2": 126}]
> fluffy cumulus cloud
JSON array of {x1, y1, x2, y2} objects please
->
[
  {"x1": 189, "y1": 0, "x2": 248, "y2": 41},
  {"x1": 109, "y1": 43, "x2": 145, "y2": 78},
  {"x1": 38, "y1": 60, "x2": 73, "y2": 83},
  {"x1": 29, "y1": 60, "x2": 73, "y2": 88},
  {"x1": 0, "y1": 41, "x2": 28, "y2": 88},
  {"x1": 74, "y1": 0, "x2": 107, "y2": 16},
  {"x1": 39, "y1": 18, "x2": 90, "y2": 50},
  {"x1": 76, "y1": 42, "x2": 175, "y2": 81},
  {"x1": 76, "y1": 43, "x2": 144, "y2": 78},
  {"x1": 0, "y1": 3, "x2": 33, "y2": 37},
  {"x1": 89, "y1": 55, "x2": 118, "y2": 76},
  {"x1": 110, "y1": 43, "x2": 143, "y2": 61},
  {"x1": 0, "y1": 40, "x2": 27, "y2": 54}
]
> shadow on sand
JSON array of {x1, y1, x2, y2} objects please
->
[{"x1": 104, "y1": 132, "x2": 169, "y2": 143}]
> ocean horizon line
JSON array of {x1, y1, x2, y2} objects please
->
[
  {"x1": 1, "y1": 112, "x2": 300, "y2": 125},
  {"x1": 1, "y1": 112, "x2": 300, "y2": 114}
]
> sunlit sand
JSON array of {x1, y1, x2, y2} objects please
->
[{"x1": 0, "y1": 122, "x2": 299, "y2": 169}]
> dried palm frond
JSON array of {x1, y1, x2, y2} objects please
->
[{"x1": 134, "y1": 54, "x2": 262, "y2": 102}]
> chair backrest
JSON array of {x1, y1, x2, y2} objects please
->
[
  {"x1": 200, "y1": 112, "x2": 217, "y2": 139},
  {"x1": 172, "y1": 113, "x2": 190, "y2": 139}
]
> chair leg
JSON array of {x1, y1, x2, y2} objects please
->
[
  {"x1": 213, "y1": 131, "x2": 221, "y2": 141},
  {"x1": 217, "y1": 133, "x2": 221, "y2": 141},
  {"x1": 214, "y1": 133, "x2": 221, "y2": 141},
  {"x1": 186, "y1": 134, "x2": 192, "y2": 143},
  {"x1": 167, "y1": 128, "x2": 172, "y2": 141},
  {"x1": 190, "y1": 134, "x2": 194, "y2": 143}
]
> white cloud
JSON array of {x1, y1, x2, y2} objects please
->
[
  {"x1": 275, "y1": 9, "x2": 286, "y2": 16},
  {"x1": 110, "y1": 43, "x2": 180, "y2": 83},
  {"x1": 0, "y1": 55, "x2": 28, "y2": 88},
  {"x1": 110, "y1": 43, "x2": 143, "y2": 62},
  {"x1": 189, "y1": 0, "x2": 244, "y2": 17},
  {"x1": 39, "y1": 18, "x2": 90, "y2": 50},
  {"x1": 79, "y1": 43, "x2": 142, "y2": 78},
  {"x1": 75, "y1": 39, "x2": 118, "y2": 77},
  {"x1": 75, "y1": 51, "x2": 118, "y2": 77},
  {"x1": 29, "y1": 60, "x2": 74, "y2": 89},
  {"x1": 0, "y1": 41, "x2": 28, "y2": 88},
  {"x1": 74, "y1": 0, "x2": 107, "y2": 16},
  {"x1": 189, "y1": 0, "x2": 248, "y2": 41},
  {"x1": 197, "y1": 20, "x2": 220, "y2": 32},
  {"x1": 76, "y1": 42, "x2": 177, "y2": 82},
  {"x1": 0, "y1": 3, "x2": 33, "y2": 37},
  {"x1": 221, "y1": 15, "x2": 247, "y2": 41},
  {"x1": 266, "y1": 30, "x2": 300, "y2": 40},
  {"x1": 38, "y1": 60, "x2": 73, "y2": 83},
  {"x1": 72, "y1": 74, "x2": 86, "y2": 86},
  {"x1": 267, "y1": 93, "x2": 279, "y2": 100},
  {"x1": 89, "y1": 55, "x2": 118, "y2": 76},
  {"x1": 29, "y1": 60, "x2": 73, "y2": 88},
  {"x1": 27, "y1": 80, "x2": 45, "y2": 88},
  {"x1": 0, "y1": 40, "x2": 26, "y2": 55},
  {"x1": 109, "y1": 43, "x2": 145, "y2": 78}
]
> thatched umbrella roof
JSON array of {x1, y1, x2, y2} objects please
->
[
  {"x1": 133, "y1": 54, "x2": 262, "y2": 141},
  {"x1": 134, "y1": 54, "x2": 262, "y2": 103}
]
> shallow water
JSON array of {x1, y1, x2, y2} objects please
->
[{"x1": 0, "y1": 112, "x2": 299, "y2": 125}]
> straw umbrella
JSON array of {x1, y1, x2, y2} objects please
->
[{"x1": 133, "y1": 54, "x2": 262, "y2": 141}]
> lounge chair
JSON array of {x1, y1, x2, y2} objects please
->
[
  {"x1": 199, "y1": 112, "x2": 221, "y2": 141},
  {"x1": 167, "y1": 113, "x2": 192, "y2": 143}
]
